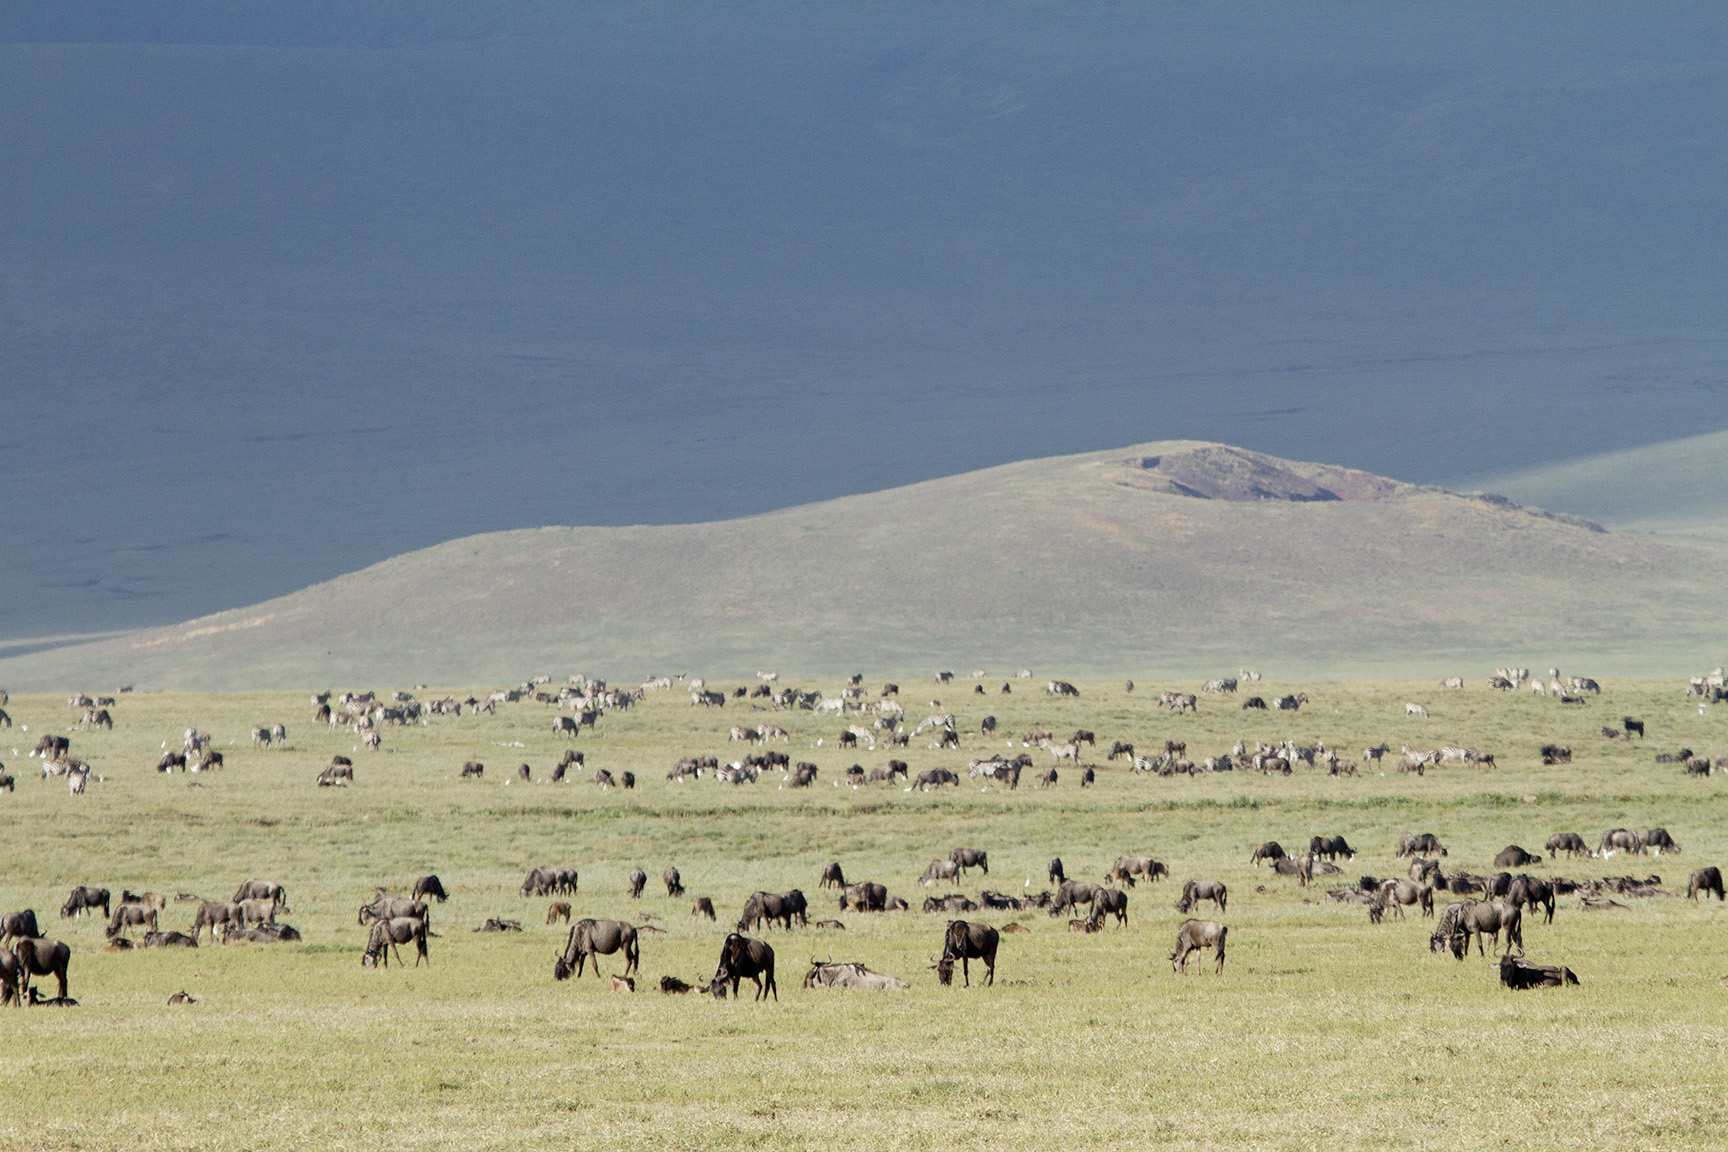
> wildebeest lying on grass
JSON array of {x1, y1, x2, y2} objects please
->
[
  {"x1": 712, "y1": 933, "x2": 776, "y2": 1000},
  {"x1": 555, "y1": 919, "x2": 639, "y2": 980},
  {"x1": 1499, "y1": 954, "x2": 1579, "y2": 988},
  {"x1": 362, "y1": 917, "x2": 428, "y2": 967},
  {"x1": 142, "y1": 930, "x2": 198, "y2": 947},
  {"x1": 934, "y1": 920, "x2": 998, "y2": 987},
  {"x1": 1170, "y1": 919, "x2": 1226, "y2": 974},
  {"x1": 803, "y1": 960, "x2": 908, "y2": 989},
  {"x1": 225, "y1": 922, "x2": 301, "y2": 944}
]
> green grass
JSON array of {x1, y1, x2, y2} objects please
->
[{"x1": 1, "y1": 674, "x2": 1726, "y2": 1150}]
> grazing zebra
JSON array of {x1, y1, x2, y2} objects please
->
[
  {"x1": 1405, "y1": 702, "x2": 1429, "y2": 718},
  {"x1": 1439, "y1": 677, "x2": 1464, "y2": 689}
]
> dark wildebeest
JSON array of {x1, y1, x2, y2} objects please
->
[
  {"x1": 60, "y1": 887, "x2": 110, "y2": 920},
  {"x1": 107, "y1": 903, "x2": 156, "y2": 938},
  {"x1": 1500, "y1": 954, "x2": 1578, "y2": 988},
  {"x1": 1622, "y1": 717, "x2": 1644, "y2": 738},
  {"x1": 918, "y1": 860, "x2": 960, "y2": 887},
  {"x1": 950, "y1": 848, "x2": 988, "y2": 877},
  {"x1": 820, "y1": 863, "x2": 846, "y2": 889},
  {"x1": 839, "y1": 882, "x2": 888, "y2": 912},
  {"x1": 1396, "y1": 833, "x2": 1447, "y2": 858},
  {"x1": 1309, "y1": 836, "x2": 1356, "y2": 862},
  {"x1": 1546, "y1": 832, "x2": 1590, "y2": 858},
  {"x1": 361, "y1": 917, "x2": 429, "y2": 968},
  {"x1": 1376, "y1": 880, "x2": 1434, "y2": 919},
  {"x1": 1598, "y1": 829, "x2": 1643, "y2": 857},
  {"x1": 738, "y1": 890, "x2": 808, "y2": 931},
  {"x1": 1090, "y1": 887, "x2": 1128, "y2": 927},
  {"x1": 1170, "y1": 919, "x2": 1227, "y2": 974},
  {"x1": 1175, "y1": 880, "x2": 1227, "y2": 914},
  {"x1": 1050, "y1": 880, "x2": 1106, "y2": 917},
  {"x1": 1108, "y1": 856, "x2": 1167, "y2": 886},
  {"x1": 35, "y1": 734, "x2": 70, "y2": 759},
  {"x1": 0, "y1": 948, "x2": 19, "y2": 1006},
  {"x1": 935, "y1": 920, "x2": 998, "y2": 987},
  {"x1": 1071, "y1": 729, "x2": 1095, "y2": 748},
  {"x1": 628, "y1": 868, "x2": 648, "y2": 899},
  {"x1": 1048, "y1": 858, "x2": 1066, "y2": 884},
  {"x1": 869, "y1": 761, "x2": 909, "y2": 784},
  {"x1": 664, "y1": 867, "x2": 685, "y2": 897},
  {"x1": 1507, "y1": 875, "x2": 1556, "y2": 924},
  {"x1": 413, "y1": 875, "x2": 449, "y2": 903},
  {"x1": 1250, "y1": 842, "x2": 1285, "y2": 867},
  {"x1": 1456, "y1": 900, "x2": 1524, "y2": 957},
  {"x1": 461, "y1": 761, "x2": 484, "y2": 778},
  {"x1": 12, "y1": 937, "x2": 71, "y2": 1000},
  {"x1": 156, "y1": 751, "x2": 186, "y2": 773},
  {"x1": 1687, "y1": 866, "x2": 1725, "y2": 901},
  {"x1": 803, "y1": 960, "x2": 908, "y2": 990},
  {"x1": 233, "y1": 879, "x2": 288, "y2": 911},
  {"x1": 712, "y1": 933, "x2": 777, "y2": 1000},
  {"x1": 359, "y1": 895, "x2": 428, "y2": 927},
  {"x1": 142, "y1": 931, "x2": 198, "y2": 948},
  {"x1": 691, "y1": 897, "x2": 716, "y2": 920},
  {"x1": 189, "y1": 901, "x2": 242, "y2": 943},
  {"x1": 1495, "y1": 845, "x2": 1543, "y2": 869},
  {"x1": 555, "y1": 919, "x2": 640, "y2": 980},
  {"x1": 1641, "y1": 828, "x2": 1681, "y2": 855},
  {"x1": 518, "y1": 763, "x2": 533, "y2": 782},
  {"x1": 916, "y1": 768, "x2": 959, "y2": 790},
  {"x1": 1107, "y1": 741, "x2": 1135, "y2": 761},
  {"x1": 1, "y1": 910, "x2": 41, "y2": 946}
]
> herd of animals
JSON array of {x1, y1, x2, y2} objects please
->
[{"x1": 0, "y1": 665, "x2": 1721, "y2": 1006}]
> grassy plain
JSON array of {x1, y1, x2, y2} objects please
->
[{"x1": 1, "y1": 675, "x2": 1726, "y2": 1151}]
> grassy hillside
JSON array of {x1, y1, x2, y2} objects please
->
[
  {"x1": 0, "y1": 677, "x2": 1724, "y2": 1150},
  {"x1": 5, "y1": 441, "x2": 1728, "y2": 690}
]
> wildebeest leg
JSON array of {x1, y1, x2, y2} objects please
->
[{"x1": 961, "y1": 956, "x2": 970, "y2": 988}]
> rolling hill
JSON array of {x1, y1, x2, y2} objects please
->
[{"x1": 4, "y1": 440, "x2": 1727, "y2": 690}]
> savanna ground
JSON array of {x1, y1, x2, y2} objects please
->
[{"x1": 1, "y1": 674, "x2": 1725, "y2": 1151}]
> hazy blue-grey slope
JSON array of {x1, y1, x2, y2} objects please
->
[{"x1": 4, "y1": 2, "x2": 1727, "y2": 640}]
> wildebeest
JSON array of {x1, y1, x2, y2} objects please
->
[
  {"x1": 142, "y1": 931, "x2": 198, "y2": 948},
  {"x1": 1452, "y1": 899, "x2": 1524, "y2": 957},
  {"x1": 521, "y1": 867, "x2": 578, "y2": 898},
  {"x1": 1546, "y1": 832, "x2": 1589, "y2": 858},
  {"x1": 870, "y1": 761, "x2": 909, "y2": 784},
  {"x1": 412, "y1": 875, "x2": 448, "y2": 903},
  {"x1": 60, "y1": 887, "x2": 110, "y2": 920},
  {"x1": 738, "y1": 890, "x2": 808, "y2": 931},
  {"x1": 546, "y1": 902, "x2": 571, "y2": 925},
  {"x1": 1175, "y1": 880, "x2": 1227, "y2": 914},
  {"x1": 1, "y1": 910, "x2": 41, "y2": 946},
  {"x1": 34, "y1": 734, "x2": 70, "y2": 759},
  {"x1": 803, "y1": 960, "x2": 908, "y2": 990},
  {"x1": 0, "y1": 765, "x2": 11, "y2": 793},
  {"x1": 915, "y1": 768, "x2": 958, "y2": 790},
  {"x1": 663, "y1": 867, "x2": 685, "y2": 897},
  {"x1": 839, "y1": 882, "x2": 888, "y2": 912},
  {"x1": 918, "y1": 860, "x2": 960, "y2": 887},
  {"x1": 1108, "y1": 856, "x2": 1167, "y2": 886},
  {"x1": 712, "y1": 932, "x2": 777, "y2": 1000},
  {"x1": 1250, "y1": 842, "x2": 1285, "y2": 867},
  {"x1": 1170, "y1": 919, "x2": 1227, "y2": 974},
  {"x1": 1376, "y1": 879, "x2": 1434, "y2": 918},
  {"x1": 1046, "y1": 680, "x2": 1079, "y2": 697},
  {"x1": 156, "y1": 751, "x2": 186, "y2": 773},
  {"x1": 361, "y1": 916, "x2": 429, "y2": 968},
  {"x1": 555, "y1": 919, "x2": 640, "y2": 980},
  {"x1": 107, "y1": 902, "x2": 157, "y2": 938},
  {"x1": 691, "y1": 897, "x2": 716, "y2": 920},
  {"x1": 1309, "y1": 836, "x2": 1356, "y2": 862},
  {"x1": 1598, "y1": 829, "x2": 1643, "y2": 857},
  {"x1": 1507, "y1": 875, "x2": 1556, "y2": 923},
  {"x1": 234, "y1": 879, "x2": 288, "y2": 911},
  {"x1": 11, "y1": 937, "x2": 71, "y2": 1000},
  {"x1": 1106, "y1": 740, "x2": 1135, "y2": 761},
  {"x1": 461, "y1": 761, "x2": 485, "y2": 778},
  {"x1": 820, "y1": 862, "x2": 846, "y2": 889},
  {"x1": 1396, "y1": 833, "x2": 1447, "y2": 858},
  {"x1": 1049, "y1": 879, "x2": 1106, "y2": 916},
  {"x1": 359, "y1": 895, "x2": 428, "y2": 928},
  {"x1": 935, "y1": 920, "x2": 998, "y2": 987},
  {"x1": 627, "y1": 868, "x2": 648, "y2": 899},
  {"x1": 1089, "y1": 887, "x2": 1128, "y2": 927},
  {"x1": 1499, "y1": 954, "x2": 1578, "y2": 988},
  {"x1": 950, "y1": 848, "x2": 988, "y2": 876},
  {"x1": 1048, "y1": 858, "x2": 1066, "y2": 884},
  {"x1": 189, "y1": 901, "x2": 243, "y2": 943},
  {"x1": 1623, "y1": 716, "x2": 1645, "y2": 738},
  {"x1": 1540, "y1": 744, "x2": 1572, "y2": 765},
  {"x1": 1494, "y1": 845, "x2": 1542, "y2": 868},
  {"x1": 1687, "y1": 866, "x2": 1725, "y2": 901},
  {"x1": 1641, "y1": 827, "x2": 1681, "y2": 855}
]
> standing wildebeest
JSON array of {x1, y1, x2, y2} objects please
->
[
  {"x1": 664, "y1": 867, "x2": 685, "y2": 897},
  {"x1": 156, "y1": 751, "x2": 187, "y2": 773},
  {"x1": 840, "y1": 882, "x2": 888, "y2": 912},
  {"x1": 1687, "y1": 866, "x2": 1725, "y2": 901},
  {"x1": 950, "y1": 848, "x2": 988, "y2": 877},
  {"x1": 1396, "y1": 833, "x2": 1447, "y2": 858},
  {"x1": 1250, "y1": 842, "x2": 1285, "y2": 867},
  {"x1": 107, "y1": 903, "x2": 156, "y2": 938},
  {"x1": 461, "y1": 761, "x2": 485, "y2": 779},
  {"x1": 361, "y1": 917, "x2": 429, "y2": 968},
  {"x1": 555, "y1": 919, "x2": 640, "y2": 980},
  {"x1": 712, "y1": 933, "x2": 777, "y2": 1000},
  {"x1": 820, "y1": 863, "x2": 846, "y2": 889},
  {"x1": 11, "y1": 937, "x2": 71, "y2": 1000},
  {"x1": 413, "y1": 875, "x2": 448, "y2": 903},
  {"x1": 1170, "y1": 919, "x2": 1227, "y2": 974},
  {"x1": 935, "y1": 920, "x2": 998, "y2": 987},
  {"x1": 1176, "y1": 880, "x2": 1228, "y2": 914},
  {"x1": 692, "y1": 897, "x2": 716, "y2": 920},
  {"x1": 60, "y1": 887, "x2": 110, "y2": 920},
  {"x1": 1108, "y1": 856, "x2": 1167, "y2": 886},
  {"x1": 1500, "y1": 954, "x2": 1579, "y2": 988},
  {"x1": 1376, "y1": 879, "x2": 1434, "y2": 918},
  {"x1": 1, "y1": 910, "x2": 41, "y2": 946},
  {"x1": 1049, "y1": 880, "x2": 1106, "y2": 916},
  {"x1": 1451, "y1": 900, "x2": 1524, "y2": 957},
  {"x1": 1048, "y1": 858, "x2": 1066, "y2": 884},
  {"x1": 1507, "y1": 875, "x2": 1556, "y2": 924},
  {"x1": 359, "y1": 895, "x2": 428, "y2": 927},
  {"x1": 739, "y1": 890, "x2": 807, "y2": 931},
  {"x1": 1309, "y1": 836, "x2": 1356, "y2": 862},
  {"x1": 546, "y1": 903, "x2": 572, "y2": 925},
  {"x1": 1640, "y1": 828, "x2": 1681, "y2": 855},
  {"x1": 234, "y1": 879, "x2": 288, "y2": 911},
  {"x1": 1495, "y1": 846, "x2": 1542, "y2": 869},
  {"x1": 1107, "y1": 741, "x2": 1135, "y2": 761},
  {"x1": 1089, "y1": 887, "x2": 1128, "y2": 927},
  {"x1": 918, "y1": 860, "x2": 961, "y2": 887},
  {"x1": 1598, "y1": 829, "x2": 1643, "y2": 857},
  {"x1": 1623, "y1": 716, "x2": 1645, "y2": 738},
  {"x1": 1546, "y1": 832, "x2": 1589, "y2": 858},
  {"x1": 189, "y1": 901, "x2": 242, "y2": 943},
  {"x1": 627, "y1": 868, "x2": 648, "y2": 899}
]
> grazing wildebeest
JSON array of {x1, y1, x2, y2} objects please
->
[
  {"x1": 1396, "y1": 833, "x2": 1447, "y2": 858},
  {"x1": 551, "y1": 749, "x2": 582, "y2": 782},
  {"x1": 412, "y1": 875, "x2": 448, "y2": 903},
  {"x1": 107, "y1": 903, "x2": 156, "y2": 938},
  {"x1": 1108, "y1": 856, "x2": 1166, "y2": 886},
  {"x1": 546, "y1": 902, "x2": 572, "y2": 925},
  {"x1": 663, "y1": 867, "x2": 685, "y2": 897},
  {"x1": 1640, "y1": 828, "x2": 1681, "y2": 855},
  {"x1": 627, "y1": 868, "x2": 648, "y2": 899},
  {"x1": 1376, "y1": 879, "x2": 1434, "y2": 918},
  {"x1": 1175, "y1": 879, "x2": 1227, "y2": 914},
  {"x1": 803, "y1": 960, "x2": 908, "y2": 990},
  {"x1": 1, "y1": 910, "x2": 41, "y2": 947},
  {"x1": 1090, "y1": 887, "x2": 1128, "y2": 927},
  {"x1": 1499, "y1": 954, "x2": 1578, "y2": 988},
  {"x1": 1598, "y1": 829, "x2": 1643, "y2": 857},
  {"x1": 156, "y1": 751, "x2": 186, "y2": 773},
  {"x1": 712, "y1": 933, "x2": 777, "y2": 1000},
  {"x1": 1687, "y1": 866, "x2": 1725, "y2": 901},
  {"x1": 555, "y1": 919, "x2": 640, "y2": 980},
  {"x1": 1309, "y1": 836, "x2": 1356, "y2": 862},
  {"x1": 34, "y1": 734, "x2": 70, "y2": 759},
  {"x1": 1049, "y1": 880, "x2": 1106, "y2": 916},
  {"x1": 0, "y1": 765, "x2": 11, "y2": 793},
  {"x1": 1546, "y1": 832, "x2": 1590, "y2": 858},
  {"x1": 1453, "y1": 900, "x2": 1524, "y2": 956},
  {"x1": 361, "y1": 917, "x2": 429, "y2": 968},
  {"x1": 1049, "y1": 858, "x2": 1066, "y2": 884},
  {"x1": 820, "y1": 863, "x2": 846, "y2": 889},
  {"x1": 935, "y1": 920, "x2": 998, "y2": 987},
  {"x1": 60, "y1": 887, "x2": 110, "y2": 920},
  {"x1": 1107, "y1": 741, "x2": 1135, "y2": 761},
  {"x1": 234, "y1": 879, "x2": 288, "y2": 911},
  {"x1": 1495, "y1": 845, "x2": 1543, "y2": 868},
  {"x1": 870, "y1": 760, "x2": 909, "y2": 784},
  {"x1": 839, "y1": 882, "x2": 888, "y2": 912},
  {"x1": 919, "y1": 860, "x2": 961, "y2": 887},
  {"x1": 950, "y1": 848, "x2": 988, "y2": 877},
  {"x1": 915, "y1": 768, "x2": 958, "y2": 790},
  {"x1": 1540, "y1": 744, "x2": 1572, "y2": 765},
  {"x1": 1623, "y1": 717, "x2": 1644, "y2": 738},
  {"x1": 1507, "y1": 875, "x2": 1556, "y2": 923},
  {"x1": 692, "y1": 897, "x2": 716, "y2": 920},
  {"x1": 189, "y1": 901, "x2": 243, "y2": 943},
  {"x1": 1250, "y1": 841, "x2": 1285, "y2": 867},
  {"x1": 1071, "y1": 729, "x2": 1095, "y2": 748},
  {"x1": 461, "y1": 761, "x2": 485, "y2": 778},
  {"x1": 359, "y1": 895, "x2": 428, "y2": 928},
  {"x1": 12, "y1": 937, "x2": 72, "y2": 1000},
  {"x1": 1170, "y1": 919, "x2": 1227, "y2": 974},
  {"x1": 738, "y1": 890, "x2": 808, "y2": 931}
]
